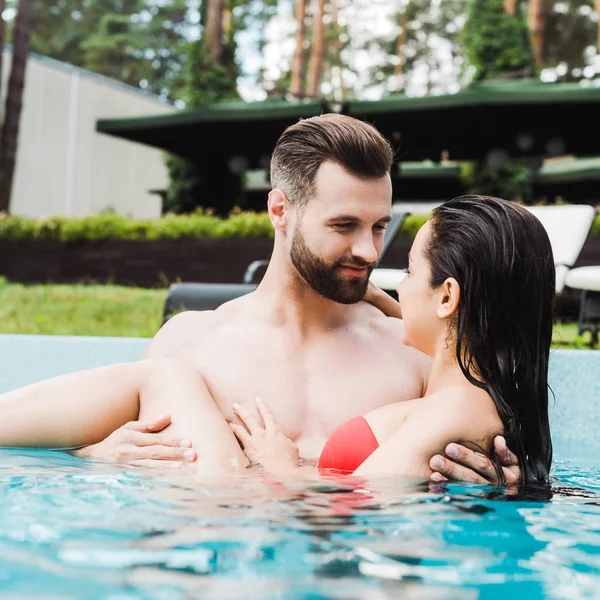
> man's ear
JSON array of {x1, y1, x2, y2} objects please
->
[
  {"x1": 268, "y1": 189, "x2": 289, "y2": 232},
  {"x1": 437, "y1": 277, "x2": 460, "y2": 320}
]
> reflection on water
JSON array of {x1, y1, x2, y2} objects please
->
[{"x1": 0, "y1": 450, "x2": 599, "y2": 599}]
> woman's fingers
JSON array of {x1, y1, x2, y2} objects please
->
[
  {"x1": 255, "y1": 397, "x2": 278, "y2": 430},
  {"x1": 232, "y1": 403, "x2": 262, "y2": 434},
  {"x1": 229, "y1": 422, "x2": 253, "y2": 450}
]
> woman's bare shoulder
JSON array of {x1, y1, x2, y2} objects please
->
[{"x1": 417, "y1": 386, "x2": 503, "y2": 447}]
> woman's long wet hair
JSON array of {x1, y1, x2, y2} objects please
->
[{"x1": 425, "y1": 196, "x2": 554, "y2": 485}]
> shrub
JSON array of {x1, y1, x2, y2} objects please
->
[{"x1": 0, "y1": 210, "x2": 597, "y2": 243}]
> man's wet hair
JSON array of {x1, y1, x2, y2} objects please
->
[{"x1": 270, "y1": 113, "x2": 394, "y2": 208}]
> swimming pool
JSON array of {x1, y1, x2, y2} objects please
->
[{"x1": 0, "y1": 335, "x2": 599, "y2": 599}]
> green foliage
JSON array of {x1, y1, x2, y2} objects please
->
[
  {"x1": 165, "y1": 27, "x2": 241, "y2": 214},
  {"x1": 163, "y1": 154, "x2": 204, "y2": 215},
  {"x1": 184, "y1": 37, "x2": 239, "y2": 107},
  {"x1": 459, "y1": 159, "x2": 534, "y2": 201},
  {"x1": 0, "y1": 210, "x2": 275, "y2": 242},
  {"x1": 9, "y1": 209, "x2": 600, "y2": 243},
  {"x1": 367, "y1": 0, "x2": 468, "y2": 96},
  {"x1": 399, "y1": 214, "x2": 429, "y2": 237},
  {"x1": 463, "y1": 0, "x2": 535, "y2": 81},
  {"x1": 12, "y1": 0, "x2": 190, "y2": 102},
  {"x1": 541, "y1": 0, "x2": 599, "y2": 80}
]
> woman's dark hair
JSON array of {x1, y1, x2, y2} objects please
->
[{"x1": 425, "y1": 196, "x2": 554, "y2": 485}]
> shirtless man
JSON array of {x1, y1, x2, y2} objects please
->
[{"x1": 2, "y1": 114, "x2": 519, "y2": 484}]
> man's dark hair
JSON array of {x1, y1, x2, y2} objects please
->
[{"x1": 270, "y1": 113, "x2": 394, "y2": 208}]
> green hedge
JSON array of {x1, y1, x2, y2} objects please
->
[
  {"x1": 0, "y1": 210, "x2": 274, "y2": 243},
  {"x1": 0, "y1": 210, "x2": 597, "y2": 242}
]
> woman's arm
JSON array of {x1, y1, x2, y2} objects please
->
[
  {"x1": 0, "y1": 362, "x2": 144, "y2": 449},
  {"x1": 364, "y1": 282, "x2": 403, "y2": 319}
]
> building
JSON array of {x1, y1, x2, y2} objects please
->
[{"x1": 1, "y1": 49, "x2": 176, "y2": 219}]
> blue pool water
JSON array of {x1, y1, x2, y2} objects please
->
[{"x1": 0, "y1": 335, "x2": 599, "y2": 599}]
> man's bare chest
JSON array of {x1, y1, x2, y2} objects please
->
[{"x1": 182, "y1": 331, "x2": 423, "y2": 441}]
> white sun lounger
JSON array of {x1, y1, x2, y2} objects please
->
[
  {"x1": 527, "y1": 204, "x2": 600, "y2": 345},
  {"x1": 372, "y1": 203, "x2": 598, "y2": 299},
  {"x1": 526, "y1": 205, "x2": 596, "y2": 294},
  {"x1": 369, "y1": 201, "x2": 445, "y2": 292}
]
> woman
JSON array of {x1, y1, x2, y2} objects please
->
[{"x1": 230, "y1": 196, "x2": 555, "y2": 485}]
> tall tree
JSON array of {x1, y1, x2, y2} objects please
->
[
  {"x1": 205, "y1": 0, "x2": 225, "y2": 62},
  {"x1": 541, "y1": 0, "x2": 597, "y2": 80},
  {"x1": 392, "y1": 8, "x2": 410, "y2": 91},
  {"x1": 290, "y1": 0, "x2": 307, "y2": 97},
  {"x1": 82, "y1": 0, "x2": 189, "y2": 100},
  {"x1": 0, "y1": 0, "x2": 33, "y2": 213},
  {"x1": 595, "y1": 0, "x2": 600, "y2": 54},
  {"x1": 528, "y1": 0, "x2": 545, "y2": 67},
  {"x1": 365, "y1": 0, "x2": 466, "y2": 97},
  {"x1": 14, "y1": 0, "x2": 87, "y2": 67},
  {"x1": 165, "y1": 0, "x2": 242, "y2": 214},
  {"x1": 463, "y1": 0, "x2": 535, "y2": 81},
  {"x1": 0, "y1": 0, "x2": 5, "y2": 89},
  {"x1": 306, "y1": 0, "x2": 326, "y2": 97},
  {"x1": 10, "y1": 0, "x2": 190, "y2": 102}
]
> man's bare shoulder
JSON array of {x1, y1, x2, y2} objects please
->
[
  {"x1": 367, "y1": 314, "x2": 432, "y2": 377},
  {"x1": 367, "y1": 314, "x2": 408, "y2": 346},
  {"x1": 143, "y1": 310, "x2": 217, "y2": 359},
  {"x1": 143, "y1": 294, "x2": 255, "y2": 359}
]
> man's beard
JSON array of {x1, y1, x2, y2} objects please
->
[{"x1": 290, "y1": 228, "x2": 375, "y2": 304}]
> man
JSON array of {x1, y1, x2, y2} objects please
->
[{"x1": 73, "y1": 114, "x2": 519, "y2": 484}]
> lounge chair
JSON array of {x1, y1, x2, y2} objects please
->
[
  {"x1": 368, "y1": 200, "x2": 445, "y2": 293},
  {"x1": 526, "y1": 205, "x2": 598, "y2": 346},
  {"x1": 371, "y1": 203, "x2": 598, "y2": 300},
  {"x1": 526, "y1": 205, "x2": 596, "y2": 294},
  {"x1": 162, "y1": 209, "x2": 410, "y2": 322}
]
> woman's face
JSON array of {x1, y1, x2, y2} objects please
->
[{"x1": 396, "y1": 221, "x2": 443, "y2": 356}]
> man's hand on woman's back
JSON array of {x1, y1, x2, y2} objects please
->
[{"x1": 428, "y1": 435, "x2": 521, "y2": 485}]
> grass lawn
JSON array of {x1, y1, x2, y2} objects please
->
[
  {"x1": 0, "y1": 280, "x2": 166, "y2": 338},
  {"x1": 0, "y1": 280, "x2": 596, "y2": 348}
]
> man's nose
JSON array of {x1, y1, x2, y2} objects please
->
[{"x1": 352, "y1": 234, "x2": 379, "y2": 265}]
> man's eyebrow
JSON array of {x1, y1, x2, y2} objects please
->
[
  {"x1": 327, "y1": 215, "x2": 393, "y2": 223},
  {"x1": 327, "y1": 215, "x2": 361, "y2": 223}
]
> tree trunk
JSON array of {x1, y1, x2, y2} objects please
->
[
  {"x1": 528, "y1": 0, "x2": 544, "y2": 67},
  {"x1": 290, "y1": 0, "x2": 307, "y2": 97},
  {"x1": 503, "y1": 0, "x2": 516, "y2": 15},
  {"x1": 595, "y1": 0, "x2": 600, "y2": 55},
  {"x1": 393, "y1": 11, "x2": 409, "y2": 91},
  {"x1": 204, "y1": 0, "x2": 224, "y2": 63},
  {"x1": 0, "y1": 0, "x2": 5, "y2": 90},
  {"x1": 330, "y1": 0, "x2": 345, "y2": 100},
  {"x1": 306, "y1": 0, "x2": 326, "y2": 98},
  {"x1": 0, "y1": 0, "x2": 33, "y2": 214}
]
